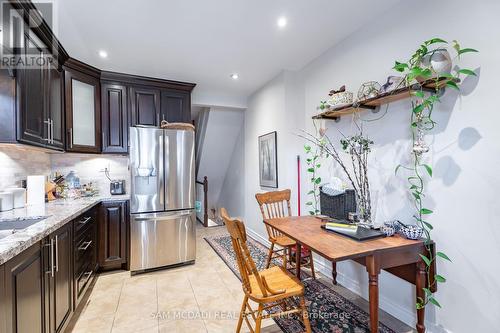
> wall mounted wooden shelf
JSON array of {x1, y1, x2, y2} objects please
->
[{"x1": 312, "y1": 77, "x2": 455, "y2": 120}]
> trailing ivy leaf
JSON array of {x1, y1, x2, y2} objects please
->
[
  {"x1": 411, "y1": 122, "x2": 418, "y2": 127},
  {"x1": 306, "y1": 201, "x2": 313, "y2": 206},
  {"x1": 438, "y1": 73, "x2": 455, "y2": 79},
  {"x1": 423, "y1": 287, "x2": 432, "y2": 296},
  {"x1": 307, "y1": 168, "x2": 315, "y2": 173},
  {"x1": 437, "y1": 251, "x2": 452, "y2": 262},
  {"x1": 458, "y1": 68, "x2": 477, "y2": 76},
  {"x1": 315, "y1": 177, "x2": 322, "y2": 184},
  {"x1": 307, "y1": 190, "x2": 315, "y2": 195},
  {"x1": 304, "y1": 145, "x2": 311, "y2": 151},
  {"x1": 421, "y1": 68, "x2": 433, "y2": 78},
  {"x1": 427, "y1": 37, "x2": 447, "y2": 45},
  {"x1": 435, "y1": 274, "x2": 446, "y2": 283},
  {"x1": 421, "y1": 208, "x2": 433, "y2": 215},
  {"x1": 412, "y1": 91, "x2": 425, "y2": 98},
  {"x1": 419, "y1": 254, "x2": 432, "y2": 267},
  {"x1": 410, "y1": 185, "x2": 418, "y2": 190},
  {"x1": 422, "y1": 221, "x2": 434, "y2": 230},
  {"x1": 306, "y1": 158, "x2": 312, "y2": 163},
  {"x1": 423, "y1": 164, "x2": 433, "y2": 177},
  {"x1": 413, "y1": 104, "x2": 425, "y2": 114},
  {"x1": 458, "y1": 48, "x2": 479, "y2": 55},
  {"x1": 446, "y1": 80, "x2": 459, "y2": 90},
  {"x1": 412, "y1": 192, "x2": 421, "y2": 200},
  {"x1": 393, "y1": 61, "x2": 408, "y2": 72},
  {"x1": 452, "y1": 40, "x2": 460, "y2": 53},
  {"x1": 316, "y1": 164, "x2": 321, "y2": 168},
  {"x1": 309, "y1": 210, "x2": 315, "y2": 215},
  {"x1": 429, "y1": 297, "x2": 442, "y2": 308}
]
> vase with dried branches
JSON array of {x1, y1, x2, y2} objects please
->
[{"x1": 301, "y1": 125, "x2": 374, "y2": 225}]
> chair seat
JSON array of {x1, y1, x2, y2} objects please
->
[
  {"x1": 249, "y1": 266, "x2": 304, "y2": 299},
  {"x1": 273, "y1": 235, "x2": 296, "y2": 247}
]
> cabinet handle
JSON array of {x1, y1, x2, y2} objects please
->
[
  {"x1": 43, "y1": 119, "x2": 51, "y2": 142},
  {"x1": 78, "y1": 240, "x2": 92, "y2": 251},
  {"x1": 79, "y1": 216, "x2": 91, "y2": 225},
  {"x1": 45, "y1": 238, "x2": 54, "y2": 277},
  {"x1": 50, "y1": 119, "x2": 54, "y2": 144},
  {"x1": 55, "y1": 234, "x2": 59, "y2": 272},
  {"x1": 69, "y1": 128, "x2": 73, "y2": 148}
]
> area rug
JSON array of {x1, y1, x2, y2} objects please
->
[{"x1": 204, "y1": 233, "x2": 396, "y2": 333}]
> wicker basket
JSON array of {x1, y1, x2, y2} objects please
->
[{"x1": 319, "y1": 187, "x2": 356, "y2": 220}]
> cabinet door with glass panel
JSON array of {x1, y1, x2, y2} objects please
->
[{"x1": 64, "y1": 69, "x2": 101, "y2": 153}]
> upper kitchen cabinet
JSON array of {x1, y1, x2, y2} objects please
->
[
  {"x1": 101, "y1": 71, "x2": 196, "y2": 129},
  {"x1": 101, "y1": 82, "x2": 128, "y2": 154},
  {"x1": 0, "y1": 2, "x2": 68, "y2": 150},
  {"x1": 64, "y1": 59, "x2": 101, "y2": 153},
  {"x1": 160, "y1": 90, "x2": 191, "y2": 123},
  {"x1": 129, "y1": 86, "x2": 161, "y2": 126}
]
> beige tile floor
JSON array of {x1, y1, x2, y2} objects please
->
[{"x1": 66, "y1": 224, "x2": 413, "y2": 333}]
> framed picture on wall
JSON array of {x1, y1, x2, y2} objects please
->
[{"x1": 258, "y1": 131, "x2": 278, "y2": 188}]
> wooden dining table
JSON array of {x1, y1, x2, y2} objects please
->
[{"x1": 264, "y1": 216, "x2": 435, "y2": 333}]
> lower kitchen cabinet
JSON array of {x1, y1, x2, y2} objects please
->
[
  {"x1": 44, "y1": 223, "x2": 73, "y2": 333},
  {"x1": 3, "y1": 242, "x2": 45, "y2": 333},
  {"x1": 0, "y1": 200, "x2": 131, "y2": 333},
  {"x1": 98, "y1": 200, "x2": 129, "y2": 270}
]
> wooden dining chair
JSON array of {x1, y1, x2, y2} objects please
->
[
  {"x1": 255, "y1": 189, "x2": 316, "y2": 279},
  {"x1": 221, "y1": 208, "x2": 311, "y2": 333}
]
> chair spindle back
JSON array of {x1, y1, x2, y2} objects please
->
[{"x1": 220, "y1": 208, "x2": 269, "y2": 297}]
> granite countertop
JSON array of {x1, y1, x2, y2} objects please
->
[{"x1": 0, "y1": 195, "x2": 130, "y2": 265}]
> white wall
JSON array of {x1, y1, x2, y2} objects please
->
[
  {"x1": 217, "y1": 126, "x2": 245, "y2": 218},
  {"x1": 242, "y1": 1, "x2": 500, "y2": 332},
  {"x1": 197, "y1": 108, "x2": 244, "y2": 211}
]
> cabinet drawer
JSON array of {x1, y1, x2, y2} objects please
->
[
  {"x1": 74, "y1": 214, "x2": 95, "y2": 237},
  {"x1": 75, "y1": 263, "x2": 94, "y2": 299},
  {"x1": 74, "y1": 235, "x2": 95, "y2": 275}
]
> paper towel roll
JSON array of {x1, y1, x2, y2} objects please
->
[{"x1": 27, "y1": 175, "x2": 45, "y2": 207}]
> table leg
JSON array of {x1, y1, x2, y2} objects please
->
[
  {"x1": 416, "y1": 260, "x2": 426, "y2": 333},
  {"x1": 331, "y1": 261, "x2": 337, "y2": 285},
  {"x1": 295, "y1": 243, "x2": 302, "y2": 280},
  {"x1": 366, "y1": 256, "x2": 380, "y2": 333}
]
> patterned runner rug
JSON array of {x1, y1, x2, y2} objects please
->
[{"x1": 204, "y1": 233, "x2": 396, "y2": 333}]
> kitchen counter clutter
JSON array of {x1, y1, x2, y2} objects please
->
[{"x1": 0, "y1": 194, "x2": 129, "y2": 265}]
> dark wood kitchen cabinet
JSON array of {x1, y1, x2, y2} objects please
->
[
  {"x1": 160, "y1": 90, "x2": 191, "y2": 123},
  {"x1": 98, "y1": 201, "x2": 129, "y2": 270},
  {"x1": 101, "y1": 82, "x2": 128, "y2": 153},
  {"x1": 3, "y1": 242, "x2": 45, "y2": 333},
  {"x1": 64, "y1": 59, "x2": 101, "y2": 153},
  {"x1": 129, "y1": 86, "x2": 161, "y2": 126},
  {"x1": 44, "y1": 223, "x2": 73, "y2": 333},
  {"x1": 16, "y1": 31, "x2": 65, "y2": 150}
]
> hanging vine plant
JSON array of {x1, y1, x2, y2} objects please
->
[{"x1": 393, "y1": 38, "x2": 478, "y2": 309}]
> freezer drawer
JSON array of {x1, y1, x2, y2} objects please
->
[{"x1": 130, "y1": 210, "x2": 196, "y2": 271}]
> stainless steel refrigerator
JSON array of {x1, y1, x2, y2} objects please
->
[{"x1": 129, "y1": 127, "x2": 196, "y2": 272}]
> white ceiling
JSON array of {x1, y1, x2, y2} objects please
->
[{"x1": 50, "y1": 0, "x2": 400, "y2": 107}]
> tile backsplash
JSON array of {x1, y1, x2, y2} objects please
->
[
  {"x1": 0, "y1": 145, "x2": 130, "y2": 196},
  {"x1": 0, "y1": 146, "x2": 52, "y2": 189},
  {"x1": 51, "y1": 154, "x2": 130, "y2": 195}
]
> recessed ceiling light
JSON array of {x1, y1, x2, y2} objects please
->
[
  {"x1": 98, "y1": 50, "x2": 108, "y2": 58},
  {"x1": 230, "y1": 73, "x2": 239, "y2": 80},
  {"x1": 277, "y1": 16, "x2": 287, "y2": 28}
]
